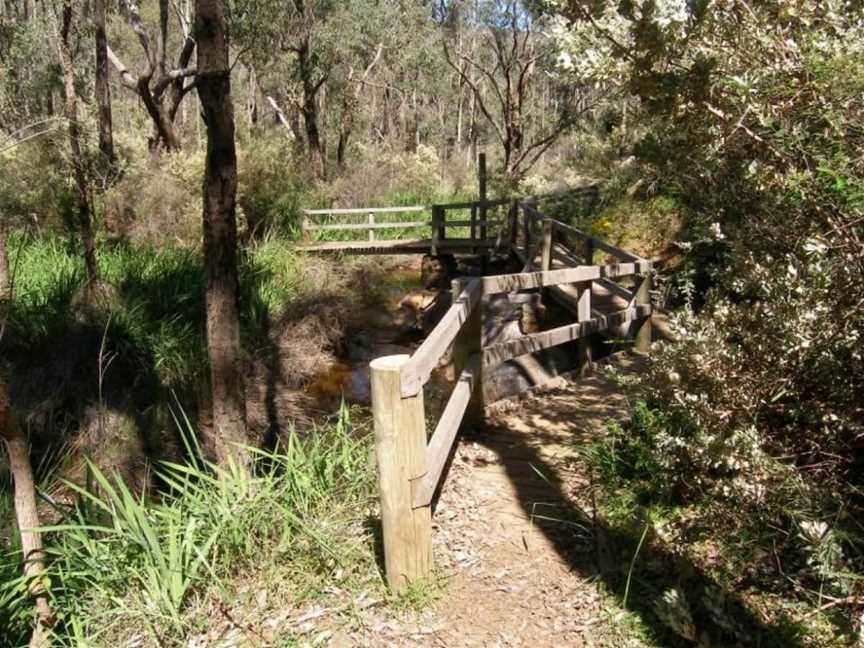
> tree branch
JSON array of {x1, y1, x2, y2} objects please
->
[
  {"x1": 443, "y1": 39, "x2": 506, "y2": 146},
  {"x1": 106, "y1": 45, "x2": 140, "y2": 90}
]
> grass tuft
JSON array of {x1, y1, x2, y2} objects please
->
[{"x1": 1, "y1": 403, "x2": 381, "y2": 646}]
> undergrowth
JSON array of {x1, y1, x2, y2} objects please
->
[
  {"x1": 582, "y1": 400, "x2": 861, "y2": 647},
  {"x1": 0, "y1": 404, "x2": 381, "y2": 647}
]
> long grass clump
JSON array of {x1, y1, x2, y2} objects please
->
[{"x1": 0, "y1": 404, "x2": 380, "y2": 647}]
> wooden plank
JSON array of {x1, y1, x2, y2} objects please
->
[
  {"x1": 601, "y1": 260, "x2": 652, "y2": 277},
  {"x1": 482, "y1": 265, "x2": 600, "y2": 295},
  {"x1": 442, "y1": 219, "x2": 501, "y2": 228},
  {"x1": 400, "y1": 279, "x2": 482, "y2": 397},
  {"x1": 482, "y1": 305, "x2": 652, "y2": 368},
  {"x1": 297, "y1": 238, "x2": 497, "y2": 254},
  {"x1": 370, "y1": 355, "x2": 432, "y2": 591},
  {"x1": 519, "y1": 204, "x2": 643, "y2": 263},
  {"x1": 437, "y1": 197, "x2": 511, "y2": 210},
  {"x1": 413, "y1": 355, "x2": 480, "y2": 508},
  {"x1": 304, "y1": 205, "x2": 426, "y2": 215},
  {"x1": 598, "y1": 277, "x2": 635, "y2": 302},
  {"x1": 304, "y1": 221, "x2": 429, "y2": 231}
]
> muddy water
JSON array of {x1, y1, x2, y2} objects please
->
[
  {"x1": 303, "y1": 262, "x2": 454, "y2": 415},
  {"x1": 304, "y1": 256, "x2": 599, "y2": 415}
]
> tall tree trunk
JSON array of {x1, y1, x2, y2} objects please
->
[
  {"x1": 93, "y1": 0, "x2": 115, "y2": 170},
  {"x1": 0, "y1": 226, "x2": 10, "y2": 302},
  {"x1": 1, "y1": 378, "x2": 53, "y2": 647},
  {"x1": 59, "y1": 1, "x2": 99, "y2": 284},
  {"x1": 195, "y1": 0, "x2": 248, "y2": 469},
  {"x1": 297, "y1": 46, "x2": 326, "y2": 181}
]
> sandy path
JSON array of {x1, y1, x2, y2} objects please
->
[{"x1": 354, "y1": 353, "x2": 646, "y2": 648}]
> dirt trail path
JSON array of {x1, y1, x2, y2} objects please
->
[{"x1": 360, "y1": 353, "x2": 647, "y2": 647}]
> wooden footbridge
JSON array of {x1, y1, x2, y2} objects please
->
[{"x1": 300, "y1": 179, "x2": 652, "y2": 592}]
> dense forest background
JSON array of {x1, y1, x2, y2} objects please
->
[{"x1": 1, "y1": 0, "x2": 862, "y2": 646}]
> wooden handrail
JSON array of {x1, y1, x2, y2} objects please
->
[
  {"x1": 304, "y1": 205, "x2": 427, "y2": 215},
  {"x1": 366, "y1": 179, "x2": 661, "y2": 593},
  {"x1": 519, "y1": 203, "x2": 644, "y2": 263},
  {"x1": 304, "y1": 221, "x2": 428, "y2": 231},
  {"x1": 399, "y1": 278, "x2": 482, "y2": 397},
  {"x1": 412, "y1": 354, "x2": 481, "y2": 508}
]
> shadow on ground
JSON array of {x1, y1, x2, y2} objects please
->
[{"x1": 460, "y1": 358, "x2": 810, "y2": 647}]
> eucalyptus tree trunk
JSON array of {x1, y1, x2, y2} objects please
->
[
  {"x1": 297, "y1": 44, "x2": 327, "y2": 181},
  {"x1": 0, "y1": 227, "x2": 10, "y2": 301},
  {"x1": 93, "y1": 0, "x2": 115, "y2": 170},
  {"x1": 195, "y1": 0, "x2": 249, "y2": 469},
  {"x1": 1, "y1": 378, "x2": 53, "y2": 648},
  {"x1": 58, "y1": 0, "x2": 99, "y2": 284}
]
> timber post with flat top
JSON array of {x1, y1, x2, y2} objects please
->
[
  {"x1": 508, "y1": 198, "x2": 518, "y2": 252},
  {"x1": 370, "y1": 354, "x2": 432, "y2": 592}
]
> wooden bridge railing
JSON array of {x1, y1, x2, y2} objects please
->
[
  {"x1": 301, "y1": 198, "x2": 514, "y2": 252},
  {"x1": 371, "y1": 200, "x2": 653, "y2": 591},
  {"x1": 298, "y1": 183, "x2": 600, "y2": 254}
]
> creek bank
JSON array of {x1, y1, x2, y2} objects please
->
[{"x1": 304, "y1": 253, "x2": 620, "y2": 414}]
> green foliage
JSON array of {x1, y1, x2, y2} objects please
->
[
  {"x1": 4, "y1": 233, "x2": 320, "y2": 388},
  {"x1": 550, "y1": 2, "x2": 864, "y2": 634},
  {"x1": 238, "y1": 140, "x2": 314, "y2": 237},
  {"x1": 0, "y1": 405, "x2": 379, "y2": 646}
]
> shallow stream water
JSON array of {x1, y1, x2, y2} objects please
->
[
  {"x1": 302, "y1": 256, "x2": 600, "y2": 416},
  {"x1": 302, "y1": 261, "x2": 455, "y2": 416}
]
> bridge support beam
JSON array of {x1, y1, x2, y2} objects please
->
[{"x1": 370, "y1": 355, "x2": 432, "y2": 592}]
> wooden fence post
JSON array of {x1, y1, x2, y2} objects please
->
[
  {"x1": 368, "y1": 212, "x2": 375, "y2": 242},
  {"x1": 584, "y1": 238, "x2": 595, "y2": 265},
  {"x1": 431, "y1": 205, "x2": 444, "y2": 256},
  {"x1": 540, "y1": 219, "x2": 553, "y2": 303},
  {"x1": 470, "y1": 205, "x2": 477, "y2": 252},
  {"x1": 634, "y1": 272, "x2": 653, "y2": 353},
  {"x1": 577, "y1": 280, "x2": 593, "y2": 376},
  {"x1": 478, "y1": 152, "x2": 488, "y2": 251},
  {"x1": 370, "y1": 354, "x2": 432, "y2": 592},
  {"x1": 302, "y1": 212, "x2": 311, "y2": 243},
  {"x1": 451, "y1": 278, "x2": 484, "y2": 428},
  {"x1": 508, "y1": 199, "x2": 518, "y2": 252}
]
